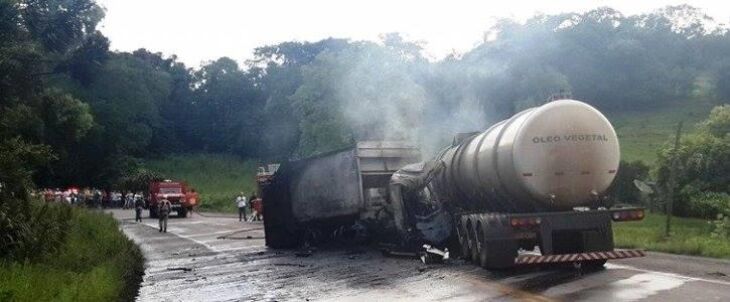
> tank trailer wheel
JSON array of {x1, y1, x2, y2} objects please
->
[
  {"x1": 457, "y1": 218, "x2": 470, "y2": 258},
  {"x1": 469, "y1": 219, "x2": 480, "y2": 264},
  {"x1": 463, "y1": 219, "x2": 475, "y2": 261},
  {"x1": 476, "y1": 220, "x2": 490, "y2": 268}
]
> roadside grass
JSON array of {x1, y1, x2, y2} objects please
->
[
  {"x1": 608, "y1": 100, "x2": 714, "y2": 164},
  {"x1": 0, "y1": 207, "x2": 143, "y2": 301},
  {"x1": 145, "y1": 153, "x2": 258, "y2": 213},
  {"x1": 613, "y1": 213, "x2": 730, "y2": 259}
]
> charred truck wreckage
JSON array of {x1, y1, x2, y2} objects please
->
[{"x1": 261, "y1": 99, "x2": 646, "y2": 269}]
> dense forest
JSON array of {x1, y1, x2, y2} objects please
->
[{"x1": 1, "y1": 1, "x2": 729, "y2": 194}]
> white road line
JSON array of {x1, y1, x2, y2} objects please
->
[
  {"x1": 136, "y1": 221, "x2": 262, "y2": 253},
  {"x1": 138, "y1": 221, "x2": 220, "y2": 252},
  {"x1": 607, "y1": 263, "x2": 730, "y2": 286},
  {"x1": 575, "y1": 273, "x2": 687, "y2": 301}
]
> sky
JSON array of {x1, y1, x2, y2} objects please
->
[{"x1": 96, "y1": 0, "x2": 729, "y2": 67}]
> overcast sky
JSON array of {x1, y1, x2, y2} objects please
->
[{"x1": 96, "y1": 0, "x2": 728, "y2": 67}]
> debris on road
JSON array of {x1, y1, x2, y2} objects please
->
[
  {"x1": 379, "y1": 244, "x2": 418, "y2": 258},
  {"x1": 420, "y1": 244, "x2": 449, "y2": 264},
  {"x1": 167, "y1": 267, "x2": 193, "y2": 272}
]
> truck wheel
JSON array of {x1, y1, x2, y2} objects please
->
[
  {"x1": 457, "y1": 218, "x2": 470, "y2": 258},
  {"x1": 179, "y1": 208, "x2": 188, "y2": 218},
  {"x1": 469, "y1": 219, "x2": 480, "y2": 263},
  {"x1": 477, "y1": 220, "x2": 490, "y2": 268},
  {"x1": 149, "y1": 208, "x2": 158, "y2": 218}
]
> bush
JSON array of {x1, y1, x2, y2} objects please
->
[
  {"x1": 0, "y1": 207, "x2": 143, "y2": 301},
  {"x1": 686, "y1": 191, "x2": 730, "y2": 219},
  {"x1": 0, "y1": 199, "x2": 73, "y2": 262},
  {"x1": 711, "y1": 214, "x2": 730, "y2": 239},
  {"x1": 654, "y1": 105, "x2": 730, "y2": 218}
]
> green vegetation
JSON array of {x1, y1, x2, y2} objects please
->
[
  {"x1": 1, "y1": 1, "x2": 730, "y2": 291},
  {"x1": 610, "y1": 100, "x2": 714, "y2": 164},
  {"x1": 145, "y1": 154, "x2": 258, "y2": 213},
  {"x1": 654, "y1": 105, "x2": 730, "y2": 217},
  {"x1": 614, "y1": 213, "x2": 730, "y2": 259},
  {"x1": 0, "y1": 206, "x2": 143, "y2": 301}
]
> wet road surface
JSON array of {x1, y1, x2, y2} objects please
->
[{"x1": 109, "y1": 209, "x2": 730, "y2": 302}]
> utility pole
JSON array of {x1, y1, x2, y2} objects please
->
[{"x1": 665, "y1": 121, "x2": 683, "y2": 237}]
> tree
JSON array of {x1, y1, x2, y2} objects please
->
[
  {"x1": 251, "y1": 38, "x2": 349, "y2": 159},
  {"x1": 0, "y1": 0, "x2": 104, "y2": 188},
  {"x1": 188, "y1": 57, "x2": 265, "y2": 156},
  {"x1": 655, "y1": 105, "x2": 730, "y2": 216}
]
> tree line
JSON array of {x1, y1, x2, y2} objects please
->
[{"x1": 1, "y1": 1, "x2": 730, "y2": 194}]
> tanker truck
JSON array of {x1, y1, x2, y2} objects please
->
[{"x1": 262, "y1": 99, "x2": 645, "y2": 269}]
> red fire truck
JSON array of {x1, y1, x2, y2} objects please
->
[{"x1": 148, "y1": 180, "x2": 199, "y2": 218}]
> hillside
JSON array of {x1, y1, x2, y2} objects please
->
[
  {"x1": 144, "y1": 154, "x2": 258, "y2": 213},
  {"x1": 609, "y1": 100, "x2": 715, "y2": 164}
]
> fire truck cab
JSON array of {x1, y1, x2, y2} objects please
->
[{"x1": 148, "y1": 180, "x2": 198, "y2": 218}]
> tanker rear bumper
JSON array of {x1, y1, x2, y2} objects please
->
[
  {"x1": 456, "y1": 207, "x2": 645, "y2": 269},
  {"x1": 514, "y1": 249, "x2": 645, "y2": 265}
]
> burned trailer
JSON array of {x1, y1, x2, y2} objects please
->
[
  {"x1": 390, "y1": 99, "x2": 646, "y2": 269},
  {"x1": 262, "y1": 141, "x2": 420, "y2": 248}
]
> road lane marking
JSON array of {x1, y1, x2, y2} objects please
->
[
  {"x1": 138, "y1": 221, "x2": 219, "y2": 251},
  {"x1": 607, "y1": 263, "x2": 730, "y2": 286},
  {"x1": 136, "y1": 221, "x2": 264, "y2": 253},
  {"x1": 572, "y1": 273, "x2": 686, "y2": 301}
]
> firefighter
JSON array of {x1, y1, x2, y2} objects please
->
[
  {"x1": 158, "y1": 194, "x2": 172, "y2": 232},
  {"x1": 249, "y1": 194, "x2": 263, "y2": 221},
  {"x1": 235, "y1": 192, "x2": 247, "y2": 222}
]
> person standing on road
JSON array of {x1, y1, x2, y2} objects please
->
[
  {"x1": 158, "y1": 195, "x2": 172, "y2": 232},
  {"x1": 134, "y1": 196, "x2": 144, "y2": 222},
  {"x1": 93, "y1": 189, "x2": 102, "y2": 209},
  {"x1": 236, "y1": 192, "x2": 247, "y2": 222},
  {"x1": 249, "y1": 194, "x2": 263, "y2": 221},
  {"x1": 124, "y1": 192, "x2": 134, "y2": 209}
]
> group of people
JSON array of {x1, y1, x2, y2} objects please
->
[
  {"x1": 41, "y1": 188, "x2": 145, "y2": 209},
  {"x1": 236, "y1": 192, "x2": 263, "y2": 222}
]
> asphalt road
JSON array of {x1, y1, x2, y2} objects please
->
[{"x1": 109, "y1": 209, "x2": 730, "y2": 302}]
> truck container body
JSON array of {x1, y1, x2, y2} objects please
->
[{"x1": 262, "y1": 142, "x2": 420, "y2": 248}]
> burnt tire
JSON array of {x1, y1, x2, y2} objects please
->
[
  {"x1": 469, "y1": 220, "x2": 480, "y2": 263},
  {"x1": 457, "y1": 218, "x2": 470, "y2": 258},
  {"x1": 477, "y1": 220, "x2": 490, "y2": 268}
]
